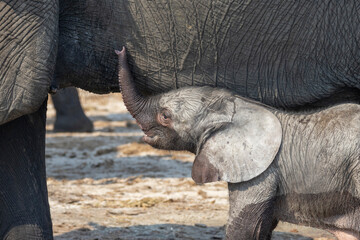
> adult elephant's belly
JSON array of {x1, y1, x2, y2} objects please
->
[
  {"x1": 274, "y1": 191, "x2": 360, "y2": 231},
  {"x1": 57, "y1": 0, "x2": 360, "y2": 108},
  {"x1": 122, "y1": 0, "x2": 360, "y2": 108}
]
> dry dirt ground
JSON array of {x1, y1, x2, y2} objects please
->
[{"x1": 46, "y1": 91, "x2": 336, "y2": 240}]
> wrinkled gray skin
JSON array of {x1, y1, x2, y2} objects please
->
[
  {"x1": 2, "y1": 0, "x2": 360, "y2": 125},
  {"x1": 117, "y1": 49, "x2": 360, "y2": 240},
  {"x1": 1, "y1": 1, "x2": 360, "y2": 238},
  {"x1": 51, "y1": 87, "x2": 93, "y2": 133}
]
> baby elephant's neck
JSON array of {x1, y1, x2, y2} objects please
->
[
  {"x1": 272, "y1": 109, "x2": 326, "y2": 161},
  {"x1": 271, "y1": 103, "x2": 360, "y2": 162}
]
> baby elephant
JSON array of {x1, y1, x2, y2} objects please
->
[{"x1": 116, "y1": 47, "x2": 360, "y2": 240}]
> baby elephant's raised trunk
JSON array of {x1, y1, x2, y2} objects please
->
[{"x1": 115, "y1": 47, "x2": 147, "y2": 119}]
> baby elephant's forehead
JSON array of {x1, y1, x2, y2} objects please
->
[
  {"x1": 162, "y1": 85, "x2": 230, "y2": 99},
  {"x1": 159, "y1": 87, "x2": 208, "y2": 108}
]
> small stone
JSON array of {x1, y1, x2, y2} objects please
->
[
  {"x1": 195, "y1": 223, "x2": 207, "y2": 228},
  {"x1": 95, "y1": 147, "x2": 117, "y2": 156},
  {"x1": 104, "y1": 159, "x2": 114, "y2": 168},
  {"x1": 77, "y1": 227, "x2": 90, "y2": 232},
  {"x1": 211, "y1": 236, "x2": 222, "y2": 240}
]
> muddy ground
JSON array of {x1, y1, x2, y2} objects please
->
[{"x1": 46, "y1": 91, "x2": 335, "y2": 240}]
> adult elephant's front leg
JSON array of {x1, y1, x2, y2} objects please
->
[
  {"x1": 226, "y1": 170, "x2": 278, "y2": 240},
  {"x1": 0, "y1": 100, "x2": 52, "y2": 240}
]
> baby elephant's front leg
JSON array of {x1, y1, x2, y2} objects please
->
[{"x1": 226, "y1": 171, "x2": 278, "y2": 240}]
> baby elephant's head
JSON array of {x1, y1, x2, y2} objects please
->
[
  {"x1": 116, "y1": 47, "x2": 282, "y2": 184},
  {"x1": 147, "y1": 86, "x2": 236, "y2": 153},
  {"x1": 138, "y1": 87, "x2": 204, "y2": 153}
]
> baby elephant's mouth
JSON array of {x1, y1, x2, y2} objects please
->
[
  {"x1": 136, "y1": 124, "x2": 159, "y2": 145},
  {"x1": 142, "y1": 132, "x2": 159, "y2": 145}
]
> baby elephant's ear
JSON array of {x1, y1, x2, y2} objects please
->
[{"x1": 192, "y1": 98, "x2": 282, "y2": 184}]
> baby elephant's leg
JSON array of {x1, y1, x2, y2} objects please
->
[
  {"x1": 226, "y1": 196, "x2": 277, "y2": 239},
  {"x1": 226, "y1": 171, "x2": 278, "y2": 240}
]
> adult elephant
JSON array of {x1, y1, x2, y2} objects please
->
[{"x1": 0, "y1": 0, "x2": 359, "y2": 239}]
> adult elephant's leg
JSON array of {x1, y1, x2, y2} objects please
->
[
  {"x1": 51, "y1": 87, "x2": 93, "y2": 132},
  {"x1": 0, "y1": 100, "x2": 52, "y2": 240}
]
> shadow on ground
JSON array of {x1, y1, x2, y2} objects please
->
[{"x1": 55, "y1": 222, "x2": 315, "y2": 240}]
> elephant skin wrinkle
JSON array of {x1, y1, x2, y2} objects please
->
[
  {"x1": 0, "y1": 1, "x2": 58, "y2": 125},
  {"x1": 55, "y1": 0, "x2": 360, "y2": 110},
  {"x1": 274, "y1": 191, "x2": 360, "y2": 231}
]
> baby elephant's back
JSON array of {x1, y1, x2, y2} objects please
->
[
  {"x1": 278, "y1": 103, "x2": 360, "y2": 195},
  {"x1": 322, "y1": 103, "x2": 360, "y2": 150},
  {"x1": 313, "y1": 103, "x2": 360, "y2": 152},
  {"x1": 308, "y1": 103, "x2": 360, "y2": 193},
  {"x1": 317, "y1": 103, "x2": 360, "y2": 134}
]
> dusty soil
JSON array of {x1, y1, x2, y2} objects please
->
[{"x1": 46, "y1": 91, "x2": 336, "y2": 240}]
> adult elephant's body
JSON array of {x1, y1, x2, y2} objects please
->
[
  {"x1": 57, "y1": 0, "x2": 360, "y2": 108},
  {"x1": 0, "y1": 0, "x2": 359, "y2": 238},
  {"x1": 2, "y1": 0, "x2": 360, "y2": 125}
]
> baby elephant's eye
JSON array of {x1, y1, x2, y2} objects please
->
[
  {"x1": 162, "y1": 112, "x2": 169, "y2": 119},
  {"x1": 158, "y1": 110, "x2": 172, "y2": 126}
]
